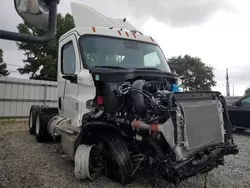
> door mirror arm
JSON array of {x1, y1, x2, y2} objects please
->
[
  {"x1": 0, "y1": 0, "x2": 58, "y2": 44},
  {"x1": 62, "y1": 75, "x2": 77, "y2": 83}
]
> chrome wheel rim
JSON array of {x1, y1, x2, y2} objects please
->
[
  {"x1": 36, "y1": 115, "x2": 40, "y2": 135},
  {"x1": 29, "y1": 112, "x2": 33, "y2": 129}
]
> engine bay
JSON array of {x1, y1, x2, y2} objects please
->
[
  {"x1": 79, "y1": 75, "x2": 238, "y2": 184},
  {"x1": 92, "y1": 77, "x2": 177, "y2": 122}
]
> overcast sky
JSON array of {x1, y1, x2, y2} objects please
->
[{"x1": 0, "y1": 0, "x2": 250, "y2": 96}]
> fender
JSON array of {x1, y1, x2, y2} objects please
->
[
  {"x1": 40, "y1": 106, "x2": 59, "y2": 114},
  {"x1": 82, "y1": 121, "x2": 128, "y2": 137}
]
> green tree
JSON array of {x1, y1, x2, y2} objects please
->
[
  {"x1": 168, "y1": 55, "x2": 216, "y2": 91},
  {"x1": 0, "y1": 49, "x2": 10, "y2": 77},
  {"x1": 244, "y1": 87, "x2": 250, "y2": 95},
  {"x1": 17, "y1": 13, "x2": 75, "y2": 80}
]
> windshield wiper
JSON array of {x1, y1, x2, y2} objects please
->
[
  {"x1": 134, "y1": 67, "x2": 162, "y2": 71},
  {"x1": 93, "y1": 66, "x2": 162, "y2": 71},
  {"x1": 93, "y1": 65, "x2": 128, "y2": 70}
]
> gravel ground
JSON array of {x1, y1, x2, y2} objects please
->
[{"x1": 0, "y1": 121, "x2": 249, "y2": 188}]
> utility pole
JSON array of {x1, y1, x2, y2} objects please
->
[
  {"x1": 232, "y1": 84, "x2": 234, "y2": 96},
  {"x1": 226, "y1": 68, "x2": 230, "y2": 96}
]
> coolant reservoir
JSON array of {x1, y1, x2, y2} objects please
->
[
  {"x1": 171, "y1": 84, "x2": 180, "y2": 92},
  {"x1": 171, "y1": 78, "x2": 181, "y2": 92}
]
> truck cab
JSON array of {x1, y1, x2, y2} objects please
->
[{"x1": 58, "y1": 26, "x2": 176, "y2": 128}]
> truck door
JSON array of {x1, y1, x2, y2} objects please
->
[{"x1": 58, "y1": 34, "x2": 80, "y2": 127}]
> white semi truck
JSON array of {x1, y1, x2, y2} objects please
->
[{"x1": 1, "y1": 0, "x2": 238, "y2": 185}]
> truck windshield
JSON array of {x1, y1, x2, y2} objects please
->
[{"x1": 79, "y1": 35, "x2": 171, "y2": 72}]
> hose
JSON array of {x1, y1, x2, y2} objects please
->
[{"x1": 130, "y1": 80, "x2": 148, "y2": 118}]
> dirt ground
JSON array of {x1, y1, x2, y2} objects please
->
[{"x1": 0, "y1": 121, "x2": 249, "y2": 188}]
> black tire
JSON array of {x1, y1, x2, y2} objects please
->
[
  {"x1": 28, "y1": 105, "x2": 41, "y2": 135},
  {"x1": 35, "y1": 112, "x2": 54, "y2": 143},
  {"x1": 101, "y1": 134, "x2": 134, "y2": 185}
]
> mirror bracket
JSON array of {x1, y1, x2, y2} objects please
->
[
  {"x1": 62, "y1": 75, "x2": 77, "y2": 83},
  {"x1": 234, "y1": 101, "x2": 242, "y2": 107},
  {"x1": 0, "y1": 0, "x2": 58, "y2": 44}
]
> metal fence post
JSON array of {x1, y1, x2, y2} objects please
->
[
  {"x1": 1, "y1": 78, "x2": 7, "y2": 120},
  {"x1": 44, "y1": 83, "x2": 47, "y2": 106}
]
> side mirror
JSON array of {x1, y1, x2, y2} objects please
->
[
  {"x1": 14, "y1": 0, "x2": 49, "y2": 30},
  {"x1": 0, "y1": 0, "x2": 59, "y2": 43},
  {"x1": 234, "y1": 101, "x2": 242, "y2": 107}
]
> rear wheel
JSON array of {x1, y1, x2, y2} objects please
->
[
  {"x1": 28, "y1": 105, "x2": 41, "y2": 135},
  {"x1": 35, "y1": 112, "x2": 54, "y2": 143},
  {"x1": 35, "y1": 113, "x2": 45, "y2": 142},
  {"x1": 101, "y1": 134, "x2": 134, "y2": 185}
]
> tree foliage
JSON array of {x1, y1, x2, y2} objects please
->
[
  {"x1": 17, "y1": 13, "x2": 75, "y2": 80},
  {"x1": 244, "y1": 87, "x2": 250, "y2": 95},
  {"x1": 168, "y1": 55, "x2": 216, "y2": 91},
  {"x1": 0, "y1": 49, "x2": 10, "y2": 77}
]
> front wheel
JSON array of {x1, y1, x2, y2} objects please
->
[{"x1": 101, "y1": 134, "x2": 134, "y2": 185}]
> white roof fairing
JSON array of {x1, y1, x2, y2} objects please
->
[
  {"x1": 70, "y1": 2, "x2": 138, "y2": 31},
  {"x1": 60, "y1": 3, "x2": 158, "y2": 45}
]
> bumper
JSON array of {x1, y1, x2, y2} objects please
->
[{"x1": 164, "y1": 143, "x2": 238, "y2": 184}]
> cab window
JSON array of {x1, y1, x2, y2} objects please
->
[
  {"x1": 61, "y1": 41, "x2": 76, "y2": 75},
  {"x1": 144, "y1": 52, "x2": 161, "y2": 68}
]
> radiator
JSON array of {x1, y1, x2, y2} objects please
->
[{"x1": 180, "y1": 100, "x2": 224, "y2": 151}]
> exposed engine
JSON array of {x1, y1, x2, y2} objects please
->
[
  {"x1": 90, "y1": 78, "x2": 175, "y2": 124},
  {"x1": 119, "y1": 79, "x2": 172, "y2": 122},
  {"x1": 82, "y1": 78, "x2": 238, "y2": 184}
]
